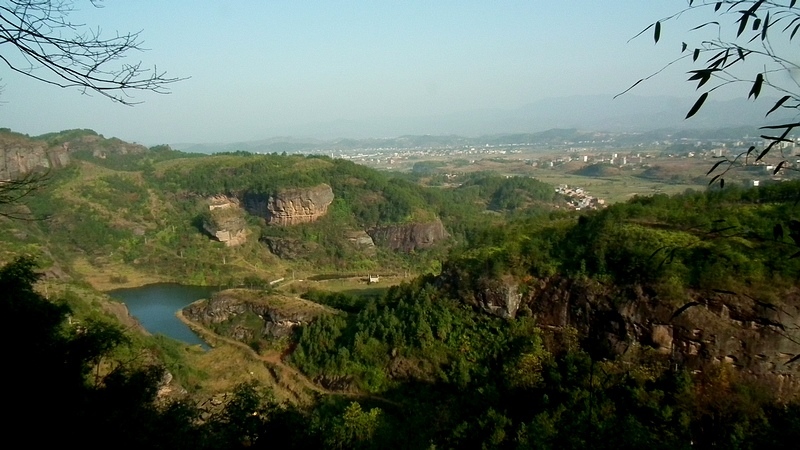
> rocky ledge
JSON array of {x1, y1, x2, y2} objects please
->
[
  {"x1": 201, "y1": 196, "x2": 248, "y2": 247},
  {"x1": 243, "y1": 184, "x2": 334, "y2": 226},
  {"x1": 183, "y1": 289, "x2": 331, "y2": 342},
  {"x1": 367, "y1": 218, "x2": 449, "y2": 252},
  {"x1": 438, "y1": 266, "x2": 800, "y2": 396},
  {"x1": 1, "y1": 134, "x2": 69, "y2": 180}
]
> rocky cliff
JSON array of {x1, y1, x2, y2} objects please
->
[
  {"x1": 0, "y1": 132, "x2": 70, "y2": 180},
  {"x1": 202, "y1": 196, "x2": 248, "y2": 247},
  {"x1": 243, "y1": 184, "x2": 334, "y2": 226},
  {"x1": 367, "y1": 218, "x2": 449, "y2": 252},
  {"x1": 261, "y1": 236, "x2": 320, "y2": 260},
  {"x1": 439, "y1": 267, "x2": 800, "y2": 395},
  {"x1": 58, "y1": 133, "x2": 147, "y2": 159},
  {"x1": 1, "y1": 128, "x2": 149, "y2": 180},
  {"x1": 183, "y1": 289, "x2": 331, "y2": 342}
]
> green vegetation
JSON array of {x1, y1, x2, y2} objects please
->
[
  {"x1": 0, "y1": 140, "x2": 574, "y2": 288},
  {"x1": 5, "y1": 136, "x2": 800, "y2": 447}
]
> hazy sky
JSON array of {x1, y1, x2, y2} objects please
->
[{"x1": 0, "y1": 1, "x2": 717, "y2": 145}]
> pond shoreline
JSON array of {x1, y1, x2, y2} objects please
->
[{"x1": 108, "y1": 283, "x2": 219, "y2": 348}]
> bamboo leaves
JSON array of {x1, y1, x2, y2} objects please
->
[
  {"x1": 748, "y1": 73, "x2": 764, "y2": 99},
  {"x1": 685, "y1": 92, "x2": 708, "y2": 119},
  {"x1": 654, "y1": 21, "x2": 661, "y2": 43}
]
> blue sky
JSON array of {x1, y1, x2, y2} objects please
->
[{"x1": 0, "y1": 1, "x2": 713, "y2": 144}]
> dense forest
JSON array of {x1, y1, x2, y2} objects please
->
[{"x1": 2, "y1": 131, "x2": 800, "y2": 448}]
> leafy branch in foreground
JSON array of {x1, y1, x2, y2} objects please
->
[{"x1": 622, "y1": 1, "x2": 800, "y2": 187}]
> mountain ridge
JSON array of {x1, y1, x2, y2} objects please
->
[{"x1": 171, "y1": 94, "x2": 795, "y2": 153}]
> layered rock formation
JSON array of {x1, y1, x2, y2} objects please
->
[
  {"x1": 345, "y1": 230, "x2": 376, "y2": 255},
  {"x1": 62, "y1": 134, "x2": 147, "y2": 159},
  {"x1": 439, "y1": 268, "x2": 800, "y2": 394},
  {"x1": 261, "y1": 236, "x2": 320, "y2": 260},
  {"x1": 201, "y1": 196, "x2": 248, "y2": 246},
  {"x1": 1, "y1": 129, "x2": 149, "y2": 180},
  {"x1": 243, "y1": 184, "x2": 334, "y2": 226},
  {"x1": 183, "y1": 289, "x2": 331, "y2": 342},
  {"x1": 1, "y1": 133, "x2": 69, "y2": 180},
  {"x1": 367, "y1": 218, "x2": 449, "y2": 252}
]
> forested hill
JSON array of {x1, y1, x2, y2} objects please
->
[
  {"x1": 0, "y1": 132, "x2": 566, "y2": 288},
  {"x1": 277, "y1": 182, "x2": 800, "y2": 447},
  {"x1": 4, "y1": 128, "x2": 800, "y2": 448}
]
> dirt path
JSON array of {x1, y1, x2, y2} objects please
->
[
  {"x1": 176, "y1": 309, "x2": 327, "y2": 398},
  {"x1": 177, "y1": 309, "x2": 399, "y2": 407}
]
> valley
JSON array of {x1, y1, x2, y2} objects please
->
[{"x1": 3, "y1": 127, "x2": 800, "y2": 448}]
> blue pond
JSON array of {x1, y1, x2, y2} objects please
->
[{"x1": 109, "y1": 283, "x2": 218, "y2": 348}]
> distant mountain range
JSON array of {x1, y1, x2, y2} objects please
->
[{"x1": 173, "y1": 94, "x2": 795, "y2": 154}]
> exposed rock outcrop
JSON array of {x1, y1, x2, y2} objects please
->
[
  {"x1": 202, "y1": 196, "x2": 248, "y2": 247},
  {"x1": 345, "y1": 230, "x2": 375, "y2": 249},
  {"x1": 1, "y1": 128, "x2": 149, "y2": 181},
  {"x1": 183, "y1": 289, "x2": 331, "y2": 342},
  {"x1": 345, "y1": 230, "x2": 376, "y2": 256},
  {"x1": 261, "y1": 236, "x2": 320, "y2": 260},
  {"x1": 0, "y1": 133, "x2": 69, "y2": 180},
  {"x1": 439, "y1": 267, "x2": 800, "y2": 394},
  {"x1": 523, "y1": 278, "x2": 800, "y2": 390},
  {"x1": 367, "y1": 219, "x2": 449, "y2": 252},
  {"x1": 243, "y1": 184, "x2": 334, "y2": 226},
  {"x1": 63, "y1": 134, "x2": 147, "y2": 159}
]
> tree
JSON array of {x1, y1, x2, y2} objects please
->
[
  {"x1": 0, "y1": 0, "x2": 181, "y2": 105},
  {"x1": 624, "y1": 0, "x2": 800, "y2": 187}
]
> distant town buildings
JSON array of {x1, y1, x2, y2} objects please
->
[{"x1": 556, "y1": 185, "x2": 606, "y2": 211}]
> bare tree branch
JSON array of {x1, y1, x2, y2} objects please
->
[
  {"x1": 0, "y1": 169, "x2": 48, "y2": 220},
  {"x1": 0, "y1": 0, "x2": 185, "y2": 105}
]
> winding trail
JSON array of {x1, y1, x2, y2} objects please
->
[{"x1": 177, "y1": 309, "x2": 398, "y2": 407}]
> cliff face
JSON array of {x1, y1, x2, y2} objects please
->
[
  {"x1": 202, "y1": 196, "x2": 248, "y2": 247},
  {"x1": 183, "y1": 289, "x2": 330, "y2": 342},
  {"x1": 526, "y1": 279, "x2": 800, "y2": 391},
  {"x1": 62, "y1": 134, "x2": 147, "y2": 159},
  {"x1": 367, "y1": 219, "x2": 449, "y2": 252},
  {"x1": 1, "y1": 129, "x2": 149, "y2": 180},
  {"x1": 243, "y1": 184, "x2": 334, "y2": 226},
  {"x1": 261, "y1": 236, "x2": 320, "y2": 260},
  {"x1": 0, "y1": 134, "x2": 69, "y2": 180},
  {"x1": 440, "y1": 268, "x2": 800, "y2": 394}
]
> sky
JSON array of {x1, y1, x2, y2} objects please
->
[{"x1": 0, "y1": 1, "x2": 735, "y2": 145}]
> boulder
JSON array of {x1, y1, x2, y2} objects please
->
[{"x1": 202, "y1": 196, "x2": 248, "y2": 246}]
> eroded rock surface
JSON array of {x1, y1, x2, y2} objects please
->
[
  {"x1": 367, "y1": 219, "x2": 448, "y2": 252},
  {"x1": 439, "y1": 266, "x2": 800, "y2": 394},
  {"x1": 261, "y1": 236, "x2": 320, "y2": 260},
  {"x1": 1, "y1": 135, "x2": 69, "y2": 180},
  {"x1": 202, "y1": 196, "x2": 248, "y2": 247},
  {"x1": 183, "y1": 289, "x2": 331, "y2": 341},
  {"x1": 243, "y1": 184, "x2": 334, "y2": 226}
]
